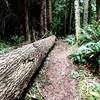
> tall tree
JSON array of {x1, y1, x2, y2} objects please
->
[
  {"x1": 40, "y1": 0, "x2": 44, "y2": 36},
  {"x1": 74, "y1": 0, "x2": 80, "y2": 41},
  {"x1": 20, "y1": 0, "x2": 30, "y2": 41},
  {"x1": 88, "y1": 0, "x2": 92, "y2": 23},
  {"x1": 83, "y1": 0, "x2": 89, "y2": 27},
  {"x1": 44, "y1": 0, "x2": 47, "y2": 33},
  {"x1": 96, "y1": 0, "x2": 100, "y2": 21},
  {"x1": 69, "y1": 0, "x2": 74, "y2": 34},
  {"x1": 48, "y1": 0, "x2": 52, "y2": 29},
  {"x1": 26, "y1": 1, "x2": 31, "y2": 42}
]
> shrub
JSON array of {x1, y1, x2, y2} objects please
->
[
  {"x1": 66, "y1": 35, "x2": 76, "y2": 45},
  {"x1": 9, "y1": 35, "x2": 23, "y2": 45},
  {"x1": 71, "y1": 22, "x2": 100, "y2": 72}
]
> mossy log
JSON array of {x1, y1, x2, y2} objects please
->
[{"x1": 0, "y1": 35, "x2": 56, "y2": 100}]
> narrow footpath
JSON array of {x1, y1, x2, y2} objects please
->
[{"x1": 35, "y1": 41, "x2": 80, "y2": 100}]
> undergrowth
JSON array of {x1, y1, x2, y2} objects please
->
[
  {"x1": 70, "y1": 66, "x2": 100, "y2": 100},
  {"x1": 25, "y1": 83, "x2": 44, "y2": 100},
  {"x1": 0, "y1": 35, "x2": 23, "y2": 54},
  {"x1": 68, "y1": 21, "x2": 100, "y2": 100},
  {"x1": 67, "y1": 21, "x2": 100, "y2": 73},
  {"x1": 0, "y1": 42, "x2": 11, "y2": 54}
]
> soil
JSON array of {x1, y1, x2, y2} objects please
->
[{"x1": 34, "y1": 41, "x2": 80, "y2": 100}]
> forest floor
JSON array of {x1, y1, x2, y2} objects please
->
[{"x1": 25, "y1": 40, "x2": 100, "y2": 100}]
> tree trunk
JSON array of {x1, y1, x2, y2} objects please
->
[
  {"x1": 96, "y1": 0, "x2": 100, "y2": 21},
  {"x1": 69, "y1": 0, "x2": 73, "y2": 35},
  {"x1": 88, "y1": 0, "x2": 92, "y2": 23},
  {"x1": 20, "y1": 0, "x2": 30, "y2": 41},
  {"x1": 40, "y1": 0, "x2": 45, "y2": 36},
  {"x1": 74, "y1": 0, "x2": 80, "y2": 41},
  {"x1": 44, "y1": 0, "x2": 47, "y2": 33},
  {"x1": 26, "y1": 1, "x2": 31, "y2": 42},
  {"x1": 48, "y1": 0, "x2": 52, "y2": 30},
  {"x1": 64, "y1": 11, "x2": 67, "y2": 36},
  {"x1": 20, "y1": 0, "x2": 26, "y2": 40},
  {"x1": 48, "y1": 0, "x2": 52, "y2": 23},
  {"x1": 0, "y1": 36, "x2": 56, "y2": 100},
  {"x1": 83, "y1": 0, "x2": 89, "y2": 27}
]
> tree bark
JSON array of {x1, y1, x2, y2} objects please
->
[
  {"x1": 48, "y1": 0, "x2": 52, "y2": 29},
  {"x1": 40, "y1": 0, "x2": 45, "y2": 36},
  {"x1": 44, "y1": 0, "x2": 47, "y2": 33},
  {"x1": 0, "y1": 36, "x2": 56, "y2": 100},
  {"x1": 20, "y1": 0, "x2": 26, "y2": 40},
  {"x1": 69, "y1": 0, "x2": 73, "y2": 35},
  {"x1": 83, "y1": 0, "x2": 89, "y2": 27},
  {"x1": 20, "y1": 0, "x2": 30, "y2": 41},
  {"x1": 26, "y1": 1, "x2": 31, "y2": 42},
  {"x1": 48, "y1": 0, "x2": 52, "y2": 22},
  {"x1": 96, "y1": 0, "x2": 100, "y2": 21},
  {"x1": 74, "y1": 0, "x2": 80, "y2": 41},
  {"x1": 88, "y1": 0, "x2": 92, "y2": 23}
]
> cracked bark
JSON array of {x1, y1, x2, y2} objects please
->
[{"x1": 0, "y1": 36, "x2": 56, "y2": 100}]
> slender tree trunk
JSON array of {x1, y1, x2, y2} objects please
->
[
  {"x1": 74, "y1": 0, "x2": 80, "y2": 41},
  {"x1": 64, "y1": 0, "x2": 68, "y2": 36},
  {"x1": 20, "y1": 0, "x2": 30, "y2": 41},
  {"x1": 88, "y1": 0, "x2": 92, "y2": 23},
  {"x1": 64, "y1": 11, "x2": 67, "y2": 36},
  {"x1": 26, "y1": 1, "x2": 31, "y2": 42},
  {"x1": 96, "y1": 0, "x2": 100, "y2": 21},
  {"x1": 83, "y1": 0, "x2": 89, "y2": 27},
  {"x1": 44, "y1": 0, "x2": 47, "y2": 33},
  {"x1": 1, "y1": 19, "x2": 5, "y2": 40},
  {"x1": 48, "y1": 0, "x2": 52, "y2": 26},
  {"x1": 20, "y1": 0, "x2": 27, "y2": 41},
  {"x1": 69, "y1": 0, "x2": 73, "y2": 34},
  {"x1": 40, "y1": 0, "x2": 45, "y2": 36}
]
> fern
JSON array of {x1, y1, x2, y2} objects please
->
[
  {"x1": 71, "y1": 22, "x2": 100, "y2": 72},
  {"x1": 66, "y1": 35, "x2": 76, "y2": 45}
]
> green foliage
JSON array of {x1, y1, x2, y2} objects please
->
[
  {"x1": 79, "y1": 22, "x2": 100, "y2": 45},
  {"x1": 0, "y1": 42, "x2": 10, "y2": 51},
  {"x1": 70, "y1": 70, "x2": 84, "y2": 79},
  {"x1": 51, "y1": 0, "x2": 66, "y2": 35},
  {"x1": 9, "y1": 35, "x2": 23, "y2": 45},
  {"x1": 71, "y1": 22, "x2": 100, "y2": 72},
  {"x1": 66, "y1": 35, "x2": 76, "y2": 45},
  {"x1": 0, "y1": 42, "x2": 11, "y2": 54},
  {"x1": 78, "y1": 79, "x2": 100, "y2": 100},
  {"x1": 51, "y1": 17, "x2": 63, "y2": 34},
  {"x1": 70, "y1": 68, "x2": 100, "y2": 100},
  {"x1": 71, "y1": 41, "x2": 100, "y2": 64}
]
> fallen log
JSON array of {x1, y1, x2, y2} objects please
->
[{"x1": 0, "y1": 35, "x2": 56, "y2": 100}]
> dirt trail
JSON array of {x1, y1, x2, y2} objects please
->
[{"x1": 35, "y1": 41, "x2": 80, "y2": 100}]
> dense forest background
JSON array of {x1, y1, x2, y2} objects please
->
[{"x1": 0, "y1": 0, "x2": 99, "y2": 43}]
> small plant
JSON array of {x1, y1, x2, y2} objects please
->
[
  {"x1": 9, "y1": 35, "x2": 23, "y2": 45},
  {"x1": 0, "y1": 42, "x2": 10, "y2": 51},
  {"x1": 70, "y1": 70, "x2": 84, "y2": 79},
  {"x1": 0, "y1": 42, "x2": 11, "y2": 54},
  {"x1": 79, "y1": 22, "x2": 100, "y2": 45},
  {"x1": 66, "y1": 35, "x2": 76, "y2": 45},
  {"x1": 78, "y1": 79, "x2": 100, "y2": 100},
  {"x1": 25, "y1": 83, "x2": 44, "y2": 100}
]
